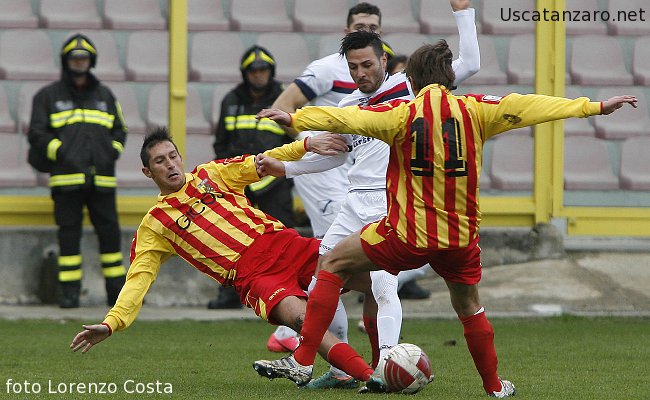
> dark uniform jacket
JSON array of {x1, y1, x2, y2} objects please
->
[{"x1": 28, "y1": 72, "x2": 127, "y2": 192}]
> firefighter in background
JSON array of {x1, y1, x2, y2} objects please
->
[
  {"x1": 27, "y1": 33, "x2": 127, "y2": 308},
  {"x1": 209, "y1": 45, "x2": 294, "y2": 309}
]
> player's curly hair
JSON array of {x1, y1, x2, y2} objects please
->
[
  {"x1": 141, "y1": 127, "x2": 180, "y2": 167},
  {"x1": 340, "y1": 30, "x2": 385, "y2": 59},
  {"x1": 405, "y1": 40, "x2": 456, "y2": 91}
]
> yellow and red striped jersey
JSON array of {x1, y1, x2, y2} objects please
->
[
  {"x1": 292, "y1": 84, "x2": 602, "y2": 249},
  {"x1": 104, "y1": 140, "x2": 308, "y2": 332}
]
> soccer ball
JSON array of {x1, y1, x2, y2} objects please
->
[{"x1": 378, "y1": 343, "x2": 434, "y2": 394}]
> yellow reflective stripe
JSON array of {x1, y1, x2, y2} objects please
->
[
  {"x1": 102, "y1": 265, "x2": 126, "y2": 278},
  {"x1": 115, "y1": 100, "x2": 128, "y2": 132},
  {"x1": 248, "y1": 175, "x2": 276, "y2": 192},
  {"x1": 95, "y1": 175, "x2": 117, "y2": 188},
  {"x1": 100, "y1": 252, "x2": 123, "y2": 264},
  {"x1": 59, "y1": 255, "x2": 82, "y2": 266},
  {"x1": 383, "y1": 42, "x2": 396, "y2": 57},
  {"x1": 259, "y1": 299, "x2": 268, "y2": 321},
  {"x1": 50, "y1": 109, "x2": 115, "y2": 129},
  {"x1": 112, "y1": 140, "x2": 124, "y2": 154},
  {"x1": 257, "y1": 119, "x2": 285, "y2": 135},
  {"x1": 59, "y1": 269, "x2": 83, "y2": 282},
  {"x1": 79, "y1": 38, "x2": 96, "y2": 54},
  {"x1": 258, "y1": 50, "x2": 275, "y2": 65},
  {"x1": 62, "y1": 38, "x2": 96, "y2": 55},
  {"x1": 224, "y1": 116, "x2": 285, "y2": 135},
  {"x1": 47, "y1": 138, "x2": 62, "y2": 161},
  {"x1": 50, "y1": 173, "x2": 85, "y2": 187}
]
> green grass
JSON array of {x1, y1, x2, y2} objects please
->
[{"x1": 0, "y1": 316, "x2": 648, "y2": 399}]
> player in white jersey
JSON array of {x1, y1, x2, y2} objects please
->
[
  {"x1": 265, "y1": 3, "x2": 385, "y2": 372},
  {"x1": 261, "y1": 0, "x2": 479, "y2": 389}
]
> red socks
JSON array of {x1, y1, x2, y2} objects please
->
[
  {"x1": 362, "y1": 316, "x2": 380, "y2": 368},
  {"x1": 293, "y1": 270, "x2": 343, "y2": 366},
  {"x1": 460, "y1": 310, "x2": 502, "y2": 393},
  {"x1": 327, "y1": 342, "x2": 374, "y2": 381}
]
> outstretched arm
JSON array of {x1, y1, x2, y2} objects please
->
[
  {"x1": 450, "y1": 0, "x2": 480, "y2": 85},
  {"x1": 601, "y1": 95, "x2": 638, "y2": 115}
]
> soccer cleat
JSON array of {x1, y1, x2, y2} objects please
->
[
  {"x1": 301, "y1": 370, "x2": 359, "y2": 390},
  {"x1": 488, "y1": 379, "x2": 516, "y2": 398},
  {"x1": 253, "y1": 354, "x2": 313, "y2": 386},
  {"x1": 266, "y1": 333, "x2": 300, "y2": 353},
  {"x1": 358, "y1": 376, "x2": 387, "y2": 394}
]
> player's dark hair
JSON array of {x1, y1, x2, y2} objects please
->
[
  {"x1": 141, "y1": 127, "x2": 180, "y2": 167},
  {"x1": 340, "y1": 30, "x2": 385, "y2": 59},
  {"x1": 387, "y1": 54, "x2": 408, "y2": 75},
  {"x1": 347, "y1": 2, "x2": 381, "y2": 27},
  {"x1": 405, "y1": 40, "x2": 456, "y2": 91}
]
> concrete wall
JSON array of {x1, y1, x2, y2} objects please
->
[{"x1": 0, "y1": 224, "x2": 564, "y2": 306}]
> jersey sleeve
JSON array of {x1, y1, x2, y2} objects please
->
[
  {"x1": 283, "y1": 150, "x2": 348, "y2": 178},
  {"x1": 293, "y1": 103, "x2": 409, "y2": 145},
  {"x1": 293, "y1": 57, "x2": 337, "y2": 101},
  {"x1": 450, "y1": 8, "x2": 480, "y2": 86},
  {"x1": 471, "y1": 93, "x2": 602, "y2": 139},
  {"x1": 103, "y1": 222, "x2": 173, "y2": 332}
]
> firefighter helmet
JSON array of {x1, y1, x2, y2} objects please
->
[{"x1": 60, "y1": 33, "x2": 97, "y2": 68}]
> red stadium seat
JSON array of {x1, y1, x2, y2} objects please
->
[
  {"x1": 115, "y1": 133, "x2": 153, "y2": 188},
  {"x1": 17, "y1": 82, "x2": 48, "y2": 134},
  {"x1": 63, "y1": 30, "x2": 125, "y2": 81},
  {"x1": 632, "y1": 36, "x2": 650, "y2": 86},
  {"x1": 185, "y1": 134, "x2": 217, "y2": 169},
  {"x1": 211, "y1": 84, "x2": 237, "y2": 131},
  {"x1": 565, "y1": 0, "x2": 607, "y2": 35},
  {"x1": 0, "y1": 0, "x2": 38, "y2": 28},
  {"x1": 490, "y1": 134, "x2": 533, "y2": 190},
  {"x1": 0, "y1": 133, "x2": 37, "y2": 188},
  {"x1": 481, "y1": 0, "x2": 535, "y2": 35},
  {"x1": 0, "y1": 30, "x2": 59, "y2": 81},
  {"x1": 563, "y1": 86, "x2": 596, "y2": 137},
  {"x1": 382, "y1": 33, "x2": 431, "y2": 58},
  {"x1": 103, "y1": 0, "x2": 166, "y2": 30},
  {"x1": 257, "y1": 33, "x2": 312, "y2": 83},
  {"x1": 606, "y1": 0, "x2": 650, "y2": 36},
  {"x1": 147, "y1": 84, "x2": 211, "y2": 135},
  {"x1": 0, "y1": 85, "x2": 17, "y2": 134},
  {"x1": 365, "y1": 0, "x2": 420, "y2": 34},
  {"x1": 230, "y1": 0, "x2": 293, "y2": 32},
  {"x1": 506, "y1": 34, "x2": 534, "y2": 85},
  {"x1": 108, "y1": 83, "x2": 146, "y2": 135},
  {"x1": 293, "y1": 0, "x2": 347, "y2": 33},
  {"x1": 570, "y1": 36, "x2": 633, "y2": 86},
  {"x1": 620, "y1": 136, "x2": 650, "y2": 190},
  {"x1": 564, "y1": 136, "x2": 619, "y2": 190},
  {"x1": 420, "y1": 0, "x2": 472, "y2": 35},
  {"x1": 189, "y1": 32, "x2": 245, "y2": 83},
  {"x1": 125, "y1": 31, "x2": 168, "y2": 82},
  {"x1": 593, "y1": 87, "x2": 650, "y2": 140},
  {"x1": 39, "y1": 0, "x2": 103, "y2": 29},
  {"x1": 318, "y1": 33, "x2": 344, "y2": 59},
  {"x1": 187, "y1": 0, "x2": 230, "y2": 31},
  {"x1": 447, "y1": 35, "x2": 508, "y2": 85}
]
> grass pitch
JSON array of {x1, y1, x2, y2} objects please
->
[{"x1": 0, "y1": 316, "x2": 647, "y2": 399}]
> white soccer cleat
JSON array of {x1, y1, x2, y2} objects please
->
[
  {"x1": 488, "y1": 379, "x2": 516, "y2": 398},
  {"x1": 253, "y1": 354, "x2": 313, "y2": 386}
]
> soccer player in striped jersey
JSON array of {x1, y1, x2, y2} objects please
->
[
  {"x1": 258, "y1": 2, "x2": 479, "y2": 389},
  {"x1": 69, "y1": 128, "x2": 383, "y2": 384},
  {"x1": 254, "y1": 41, "x2": 637, "y2": 397}
]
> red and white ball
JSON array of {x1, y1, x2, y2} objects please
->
[{"x1": 378, "y1": 343, "x2": 434, "y2": 394}]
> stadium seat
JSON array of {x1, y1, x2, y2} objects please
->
[
  {"x1": 185, "y1": 134, "x2": 217, "y2": 169},
  {"x1": 17, "y1": 82, "x2": 48, "y2": 134},
  {"x1": 0, "y1": 0, "x2": 38, "y2": 28},
  {"x1": 211, "y1": 84, "x2": 236, "y2": 131},
  {"x1": 564, "y1": 136, "x2": 619, "y2": 190},
  {"x1": 103, "y1": 0, "x2": 166, "y2": 30},
  {"x1": 420, "y1": 0, "x2": 472, "y2": 35},
  {"x1": 0, "y1": 30, "x2": 59, "y2": 81},
  {"x1": 318, "y1": 33, "x2": 344, "y2": 59},
  {"x1": 39, "y1": 0, "x2": 102, "y2": 29},
  {"x1": 125, "y1": 31, "x2": 168, "y2": 82},
  {"x1": 257, "y1": 33, "x2": 311, "y2": 83},
  {"x1": 382, "y1": 33, "x2": 431, "y2": 58},
  {"x1": 570, "y1": 36, "x2": 634, "y2": 86},
  {"x1": 146, "y1": 84, "x2": 211, "y2": 135},
  {"x1": 481, "y1": 0, "x2": 535, "y2": 34},
  {"x1": 63, "y1": 30, "x2": 125, "y2": 81},
  {"x1": 563, "y1": 86, "x2": 596, "y2": 137},
  {"x1": 0, "y1": 86, "x2": 17, "y2": 133},
  {"x1": 366, "y1": 0, "x2": 420, "y2": 34},
  {"x1": 115, "y1": 133, "x2": 152, "y2": 188},
  {"x1": 632, "y1": 36, "x2": 650, "y2": 86},
  {"x1": 606, "y1": 0, "x2": 650, "y2": 35},
  {"x1": 447, "y1": 35, "x2": 508, "y2": 85},
  {"x1": 230, "y1": 0, "x2": 293, "y2": 32},
  {"x1": 0, "y1": 133, "x2": 37, "y2": 187},
  {"x1": 187, "y1": 0, "x2": 230, "y2": 31},
  {"x1": 293, "y1": 0, "x2": 346, "y2": 33},
  {"x1": 593, "y1": 87, "x2": 650, "y2": 140},
  {"x1": 565, "y1": 0, "x2": 607, "y2": 35},
  {"x1": 490, "y1": 134, "x2": 533, "y2": 190},
  {"x1": 620, "y1": 136, "x2": 650, "y2": 190},
  {"x1": 189, "y1": 32, "x2": 245, "y2": 83},
  {"x1": 108, "y1": 83, "x2": 146, "y2": 135},
  {"x1": 506, "y1": 34, "x2": 534, "y2": 85}
]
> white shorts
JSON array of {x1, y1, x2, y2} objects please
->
[
  {"x1": 320, "y1": 190, "x2": 387, "y2": 255},
  {"x1": 293, "y1": 172, "x2": 347, "y2": 238}
]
